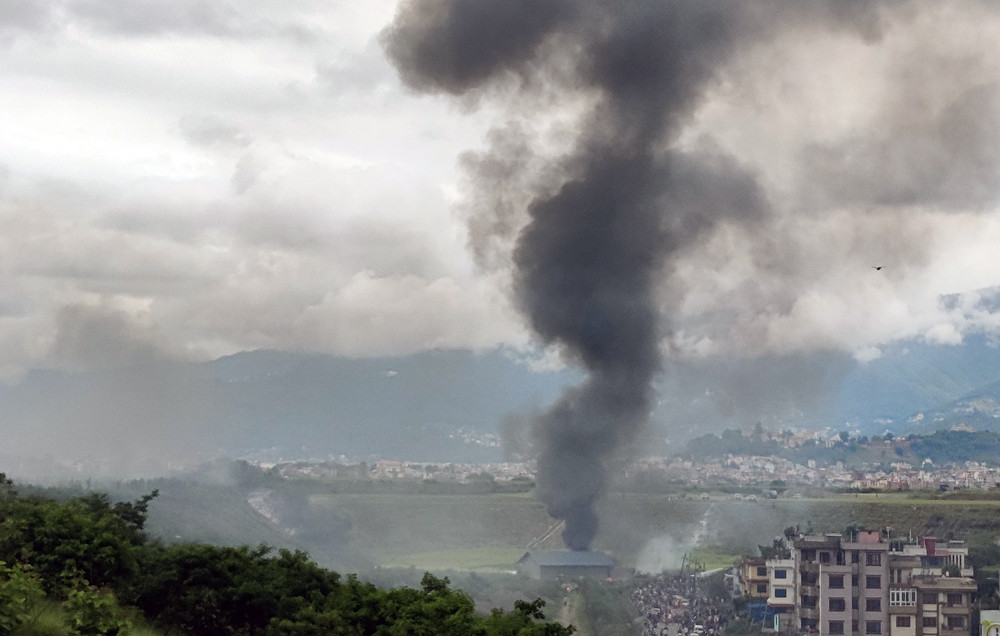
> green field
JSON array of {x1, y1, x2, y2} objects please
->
[
  {"x1": 309, "y1": 492, "x2": 561, "y2": 565},
  {"x1": 377, "y1": 546, "x2": 527, "y2": 570},
  {"x1": 122, "y1": 480, "x2": 1000, "y2": 575},
  {"x1": 305, "y1": 491, "x2": 1000, "y2": 571}
]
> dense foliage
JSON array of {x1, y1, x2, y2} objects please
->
[{"x1": 0, "y1": 474, "x2": 573, "y2": 635}]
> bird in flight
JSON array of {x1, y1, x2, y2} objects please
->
[{"x1": 872, "y1": 266, "x2": 883, "y2": 271}]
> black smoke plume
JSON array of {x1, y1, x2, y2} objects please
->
[{"x1": 383, "y1": 1, "x2": 885, "y2": 550}]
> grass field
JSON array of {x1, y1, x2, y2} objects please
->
[
  {"x1": 376, "y1": 546, "x2": 527, "y2": 570},
  {"x1": 303, "y1": 490, "x2": 1000, "y2": 572},
  {"x1": 128, "y1": 481, "x2": 1000, "y2": 575},
  {"x1": 309, "y1": 492, "x2": 560, "y2": 566},
  {"x1": 690, "y1": 547, "x2": 743, "y2": 571}
]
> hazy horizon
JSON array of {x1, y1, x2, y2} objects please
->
[{"x1": 3, "y1": 2, "x2": 1000, "y2": 500}]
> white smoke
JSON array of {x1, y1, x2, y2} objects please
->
[{"x1": 634, "y1": 503, "x2": 716, "y2": 574}]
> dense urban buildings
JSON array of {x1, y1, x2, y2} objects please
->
[{"x1": 747, "y1": 531, "x2": 976, "y2": 635}]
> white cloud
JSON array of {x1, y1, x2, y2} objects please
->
[
  {"x1": 0, "y1": 0, "x2": 999, "y2": 383},
  {"x1": 0, "y1": 1, "x2": 515, "y2": 377}
]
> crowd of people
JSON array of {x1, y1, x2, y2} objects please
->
[{"x1": 630, "y1": 571, "x2": 733, "y2": 636}]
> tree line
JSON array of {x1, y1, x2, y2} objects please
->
[{"x1": 0, "y1": 474, "x2": 573, "y2": 635}]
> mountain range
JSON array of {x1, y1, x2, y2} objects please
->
[{"x1": 2, "y1": 336, "x2": 1000, "y2": 474}]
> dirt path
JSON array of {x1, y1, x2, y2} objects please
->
[{"x1": 557, "y1": 590, "x2": 590, "y2": 636}]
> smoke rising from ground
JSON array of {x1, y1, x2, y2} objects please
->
[
  {"x1": 382, "y1": 0, "x2": 1000, "y2": 549},
  {"x1": 386, "y1": 0, "x2": 770, "y2": 549}
]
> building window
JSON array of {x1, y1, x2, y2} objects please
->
[
  {"x1": 947, "y1": 616, "x2": 965, "y2": 629},
  {"x1": 852, "y1": 597, "x2": 858, "y2": 610},
  {"x1": 852, "y1": 551, "x2": 859, "y2": 564},
  {"x1": 802, "y1": 550, "x2": 816, "y2": 562},
  {"x1": 829, "y1": 574, "x2": 844, "y2": 588},
  {"x1": 852, "y1": 620, "x2": 858, "y2": 634},
  {"x1": 837, "y1": 551, "x2": 846, "y2": 565},
  {"x1": 922, "y1": 592, "x2": 937, "y2": 604},
  {"x1": 865, "y1": 620, "x2": 882, "y2": 634},
  {"x1": 756, "y1": 584, "x2": 767, "y2": 594},
  {"x1": 820, "y1": 551, "x2": 831, "y2": 564},
  {"x1": 865, "y1": 575, "x2": 881, "y2": 589},
  {"x1": 889, "y1": 588, "x2": 916, "y2": 606},
  {"x1": 829, "y1": 620, "x2": 845, "y2": 634},
  {"x1": 775, "y1": 569, "x2": 787, "y2": 579},
  {"x1": 829, "y1": 598, "x2": 846, "y2": 612},
  {"x1": 852, "y1": 575, "x2": 859, "y2": 587},
  {"x1": 947, "y1": 593, "x2": 963, "y2": 606},
  {"x1": 757, "y1": 566, "x2": 767, "y2": 576},
  {"x1": 896, "y1": 616, "x2": 911, "y2": 628},
  {"x1": 775, "y1": 588, "x2": 787, "y2": 598},
  {"x1": 865, "y1": 598, "x2": 881, "y2": 612},
  {"x1": 922, "y1": 617, "x2": 937, "y2": 628},
  {"x1": 865, "y1": 552, "x2": 882, "y2": 566}
]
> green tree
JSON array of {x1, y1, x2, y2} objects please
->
[
  {"x1": 0, "y1": 483, "x2": 579, "y2": 636},
  {"x1": 62, "y1": 583, "x2": 132, "y2": 635},
  {"x1": 481, "y1": 598, "x2": 577, "y2": 635},
  {"x1": 0, "y1": 561, "x2": 44, "y2": 633},
  {"x1": 0, "y1": 490, "x2": 157, "y2": 596},
  {"x1": 133, "y1": 543, "x2": 340, "y2": 635}
]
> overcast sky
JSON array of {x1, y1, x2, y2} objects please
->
[{"x1": 3, "y1": 1, "x2": 1000, "y2": 382}]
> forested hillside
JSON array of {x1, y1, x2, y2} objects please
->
[{"x1": 0, "y1": 475, "x2": 573, "y2": 635}]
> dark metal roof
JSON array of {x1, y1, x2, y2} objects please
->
[{"x1": 518, "y1": 550, "x2": 615, "y2": 567}]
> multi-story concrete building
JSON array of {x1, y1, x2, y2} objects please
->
[
  {"x1": 768, "y1": 558, "x2": 796, "y2": 631},
  {"x1": 742, "y1": 556, "x2": 771, "y2": 599},
  {"x1": 758, "y1": 532, "x2": 975, "y2": 635},
  {"x1": 890, "y1": 537, "x2": 973, "y2": 578},
  {"x1": 886, "y1": 536, "x2": 976, "y2": 636},
  {"x1": 790, "y1": 531, "x2": 890, "y2": 635}
]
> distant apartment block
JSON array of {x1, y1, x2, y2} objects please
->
[{"x1": 744, "y1": 531, "x2": 976, "y2": 635}]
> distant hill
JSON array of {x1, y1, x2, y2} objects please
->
[
  {"x1": 836, "y1": 335, "x2": 1000, "y2": 435},
  {"x1": 892, "y1": 379, "x2": 1000, "y2": 435},
  {"x1": 4, "y1": 333, "x2": 1000, "y2": 473},
  {"x1": 0, "y1": 349, "x2": 577, "y2": 471},
  {"x1": 206, "y1": 348, "x2": 579, "y2": 460}
]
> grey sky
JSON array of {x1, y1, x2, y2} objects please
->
[{"x1": 1, "y1": 0, "x2": 999, "y2": 385}]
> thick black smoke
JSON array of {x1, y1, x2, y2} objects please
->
[{"x1": 383, "y1": 0, "x2": 885, "y2": 550}]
